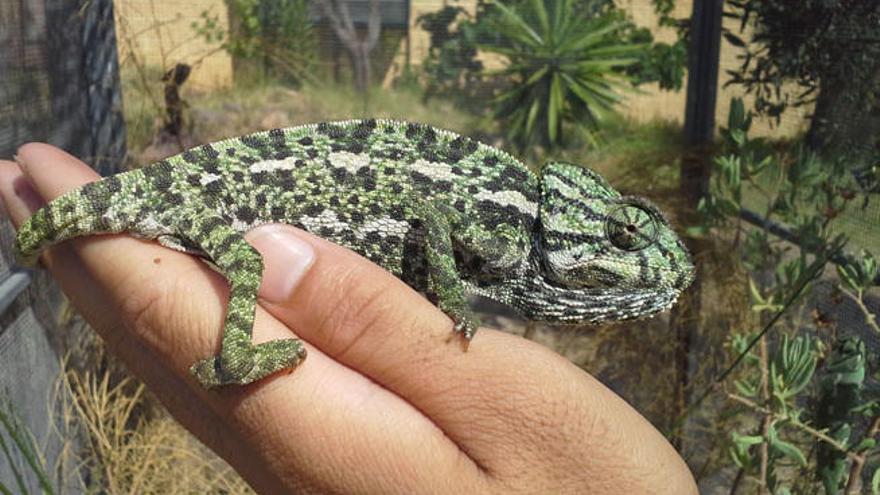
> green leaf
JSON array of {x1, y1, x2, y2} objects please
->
[
  {"x1": 529, "y1": 0, "x2": 550, "y2": 38},
  {"x1": 685, "y1": 225, "x2": 709, "y2": 238},
  {"x1": 749, "y1": 278, "x2": 768, "y2": 305},
  {"x1": 548, "y1": 72, "x2": 562, "y2": 143},
  {"x1": 728, "y1": 98, "x2": 745, "y2": 128},
  {"x1": 565, "y1": 58, "x2": 640, "y2": 71},
  {"x1": 837, "y1": 251, "x2": 878, "y2": 292},
  {"x1": 491, "y1": 1, "x2": 543, "y2": 46},
  {"x1": 854, "y1": 438, "x2": 876, "y2": 451},
  {"x1": 767, "y1": 424, "x2": 807, "y2": 467},
  {"x1": 771, "y1": 335, "x2": 816, "y2": 399},
  {"x1": 525, "y1": 98, "x2": 540, "y2": 135},
  {"x1": 564, "y1": 21, "x2": 625, "y2": 52},
  {"x1": 730, "y1": 129, "x2": 746, "y2": 146},
  {"x1": 872, "y1": 467, "x2": 880, "y2": 495},
  {"x1": 723, "y1": 31, "x2": 746, "y2": 47},
  {"x1": 734, "y1": 378, "x2": 758, "y2": 397},
  {"x1": 733, "y1": 433, "x2": 765, "y2": 447},
  {"x1": 729, "y1": 432, "x2": 760, "y2": 469},
  {"x1": 523, "y1": 65, "x2": 549, "y2": 86}
]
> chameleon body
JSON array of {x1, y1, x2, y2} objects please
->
[{"x1": 15, "y1": 120, "x2": 695, "y2": 388}]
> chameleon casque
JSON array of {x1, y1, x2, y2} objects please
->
[{"x1": 15, "y1": 119, "x2": 695, "y2": 388}]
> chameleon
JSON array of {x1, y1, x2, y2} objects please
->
[{"x1": 14, "y1": 119, "x2": 695, "y2": 388}]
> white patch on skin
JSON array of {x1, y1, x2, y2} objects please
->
[
  {"x1": 411, "y1": 158, "x2": 454, "y2": 181},
  {"x1": 200, "y1": 173, "x2": 223, "y2": 185},
  {"x1": 357, "y1": 216, "x2": 410, "y2": 239},
  {"x1": 101, "y1": 207, "x2": 132, "y2": 231},
  {"x1": 328, "y1": 151, "x2": 370, "y2": 173},
  {"x1": 132, "y1": 214, "x2": 172, "y2": 237},
  {"x1": 474, "y1": 190, "x2": 538, "y2": 217},
  {"x1": 250, "y1": 159, "x2": 297, "y2": 173},
  {"x1": 299, "y1": 209, "x2": 344, "y2": 232},
  {"x1": 231, "y1": 218, "x2": 251, "y2": 231},
  {"x1": 228, "y1": 218, "x2": 269, "y2": 232}
]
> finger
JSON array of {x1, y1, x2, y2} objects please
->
[
  {"x1": 15, "y1": 143, "x2": 103, "y2": 205},
  {"x1": 1, "y1": 146, "x2": 489, "y2": 493},
  {"x1": 0, "y1": 163, "x2": 45, "y2": 221}
]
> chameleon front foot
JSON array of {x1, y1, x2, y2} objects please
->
[
  {"x1": 190, "y1": 338, "x2": 307, "y2": 388},
  {"x1": 450, "y1": 309, "x2": 481, "y2": 341}
]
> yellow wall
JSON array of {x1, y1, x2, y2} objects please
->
[
  {"x1": 114, "y1": 0, "x2": 233, "y2": 91},
  {"x1": 114, "y1": 0, "x2": 810, "y2": 137},
  {"x1": 394, "y1": 0, "x2": 810, "y2": 138},
  {"x1": 619, "y1": 0, "x2": 809, "y2": 137}
]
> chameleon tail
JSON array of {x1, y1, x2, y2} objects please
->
[{"x1": 14, "y1": 177, "x2": 130, "y2": 266}]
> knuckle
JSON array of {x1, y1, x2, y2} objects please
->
[
  {"x1": 113, "y1": 263, "x2": 207, "y2": 352},
  {"x1": 314, "y1": 264, "x2": 413, "y2": 359}
]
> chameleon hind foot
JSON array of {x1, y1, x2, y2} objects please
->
[{"x1": 190, "y1": 338, "x2": 307, "y2": 388}]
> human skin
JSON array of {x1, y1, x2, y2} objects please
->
[{"x1": 0, "y1": 143, "x2": 698, "y2": 494}]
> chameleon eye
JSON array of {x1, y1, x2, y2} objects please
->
[{"x1": 605, "y1": 204, "x2": 658, "y2": 251}]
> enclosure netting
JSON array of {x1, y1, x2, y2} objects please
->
[
  {"x1": 0, "y1": 0, "x2": 877, "y2": 492},
  {"x1": 0, "y1": 0, "x2": 125, "y2": 490}
]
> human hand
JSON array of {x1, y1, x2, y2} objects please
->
[{"x1": 0, "y1": 144, "x2": 697, "y2": 494}]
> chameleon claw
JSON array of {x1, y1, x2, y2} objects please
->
[{"x1": 450, "y1": 311, "x2": 480, "y2": 342}]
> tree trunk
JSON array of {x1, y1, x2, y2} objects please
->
[
  {"x1": 319, "y1": 0, "x2": 381, "y2": 92},
  {"x1": 807, "y1": 66, "x2": 880, "y2": 156}
]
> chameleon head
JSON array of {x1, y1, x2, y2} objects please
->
[{"x1": 537, "y1": 162, "x2": 695, "y2": 315}]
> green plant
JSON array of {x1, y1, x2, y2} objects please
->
[
  {"x1": 415, "y1": 4, "x2": 487, "y2": 103},
  {"x1": 193, "y1": 0, "x2": 317, "y2": 86},
  {"x1": 0, "y1": 395, "x2": 56, "y2": 495},
  {"x1": 696, "y1": 98, "x2": 879, "y2": 493},
  {"x1": 480, "y1": 0, "x2": 643, "y2": 150},
  {"x1": 415, "y1": 0, "x2": 686, "y2": 148}
]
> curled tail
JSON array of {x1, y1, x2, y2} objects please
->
[{"x1": 14, "y1": 177, "x2": 132, "y2": 266}]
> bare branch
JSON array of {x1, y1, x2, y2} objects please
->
[
  {"x1": 338, "y1": 0, "x2": 356, "y2": 34},
  {"x1": 844, "y1": 415, "x2": 880, "y2": 495},
  {"x1": 366, "y1": 0, "x2": 381, "y2": 50},
  {"x1": 318, "y1": 0, "x2": 355, "y2": 48}
]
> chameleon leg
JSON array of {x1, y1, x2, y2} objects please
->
[
  {"x1": 437, "y1": 203, "x2": 529, "y2": 277},
  {"x1": 178, "y1": 213, "x2": 306, "y2": 388},
  {"x1": 413, "y1": 201, "x2": 482, "y2": 339}
]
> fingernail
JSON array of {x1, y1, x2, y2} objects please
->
[
  {"x1": 247, "y1": 225, "x2": 316, "y2": 303},
  {"x1": 13, "y1": 153, "x2": 27, "y2": 172}
]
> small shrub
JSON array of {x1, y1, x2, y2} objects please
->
[
  {"x1": 480, "y1": 0, "x2": 643, "y2": 150},
  {"x1": 695, "y1": 98, "x2": 879, "y2": 493}
]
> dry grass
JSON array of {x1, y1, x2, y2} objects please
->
[
  {"x1": 43, "y1": 315, "x2": 252, "y2": 494},
  {"x1": 57, "y1": 368, "x2": 251, "y2": 493}
]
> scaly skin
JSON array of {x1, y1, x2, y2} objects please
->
[{"x1": 15, "y1": 119, "x2": 695, "y2": 388}]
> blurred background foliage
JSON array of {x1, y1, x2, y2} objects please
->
[{"x1": 1, "y1": 0, "x2": 878, "y2": 493}]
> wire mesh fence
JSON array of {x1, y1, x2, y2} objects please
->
[
  {"x1": 0, "y1": 0, "x2": 125, "y2": 490},
  {"x1": 0, "y1": 0, "x2": 877, "y2": 492}
]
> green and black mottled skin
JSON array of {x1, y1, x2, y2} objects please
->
[{"x1": 15, "y1": 119, "x2": 695, "y2": 388}]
